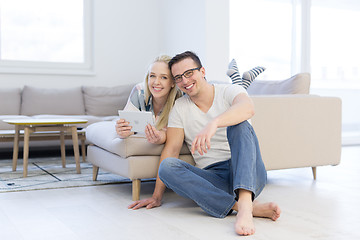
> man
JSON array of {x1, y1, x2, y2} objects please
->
[{"x1": 128, "y1": 51, "x2": 281, "y2": 236}]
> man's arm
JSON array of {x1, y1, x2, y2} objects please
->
[
  {"x1": 215, "y1": 93, "x2": 254, "y2": 128},
  {"x1": 128, "y1": 127, "x2": 185, "y2": 210},
  {"x1": 191, "y1": 93, "x2": 254, "y2": 155}
]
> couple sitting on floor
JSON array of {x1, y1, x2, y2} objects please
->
[{"x1": 115, "y1": 51, "x2": 280, "y2": 236}]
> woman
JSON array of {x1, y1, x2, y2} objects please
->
[{"x1": 115, "y1": 55, "x2": 182, "y2": 144}]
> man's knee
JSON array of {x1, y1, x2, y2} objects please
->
[
  {"x1": 227, "y1": 121, "x2": 252, "y2": 138},
  {"x1": 158, "y1": 157, "x2": 182, "y2": 178}
]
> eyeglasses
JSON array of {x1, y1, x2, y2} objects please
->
[{"x1": 173, "y1": 67, "x2": 201, "y2": 83}]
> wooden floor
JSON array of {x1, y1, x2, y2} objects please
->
[{"x1": 0, "y1": 146, "x2": 359, "y2": 240}]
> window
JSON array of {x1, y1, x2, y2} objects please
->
[
  {"x1": 230, "y1": 0, "x2": 360, "y2": 144},
  {"x1": 0, "y1": 0, "x2": 93, "y2": 75},
  {"x1": 310, "y1": 0, "x2": 360, "y2": 143},
  {"x1": 229, "y1": 0, "x2": 293, "y2": 80},
  {"x1": 311, "y1": 0, "x2": 360, "y2": 88}
]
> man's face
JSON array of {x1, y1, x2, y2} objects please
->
[{"x1": 171, "y1": 58, "x2": 205, "y2": 98}]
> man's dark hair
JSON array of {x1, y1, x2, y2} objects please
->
[{"x1": 169, "y1": 51, "x2": 203, "y2": 71}]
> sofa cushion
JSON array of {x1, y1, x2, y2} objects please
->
[
  {"x1": 247, "y1": 73, "x2": 310, "y2": 95},
  {"x1": 21, "y1": 86, "x2": 85, "y2": 115},
  {"x1": 0, "y1": 88, "x2": 22, "y2": 115},
  {"x1": 82, "y1": 84, "x2": 134, "y2": 116},
  {"x1": 85, "y1": 121, "x2": 190, "y2": 158}
]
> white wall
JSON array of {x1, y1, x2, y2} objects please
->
[
  {"x1": 160, "y1": 0, "x2": 229, "y2": 82},
  {"x1": 0, "y1": 0, "x2": 230, "y2": 88}
]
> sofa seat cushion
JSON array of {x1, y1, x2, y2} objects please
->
[
  {"x1": 86, "y1": 121, "x2": 191, "y2": 158},
  {"x1": 21, "y1": 85, "x2": 85, "y2": 115},
  {"x1": 98, "y1": 116, "x2": 120, "y2": 121},
  {"x1": 0, "y1": 88, "x2": 22, "y2": 115}
]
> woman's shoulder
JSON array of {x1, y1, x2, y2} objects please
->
[
  {"x1": 126, "y1": 82, "x2": 147, "y2": 111},
  {"x1": 132, "y1": 82, "x2": 145, "y2": 92}
]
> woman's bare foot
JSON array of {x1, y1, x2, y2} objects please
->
[
  {"x1": 252, "y1": 201, "x2": 281, "y2": 221},
  {"x1": 235, "y1": 198, "x2": 255, "y2": 236}
]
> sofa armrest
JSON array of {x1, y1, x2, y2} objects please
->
[
  {"x1": 250, "y1": 95, "x2": 342, "y2": 170},
  {"x1": 86, "y1": 121, "x2": 190, "y2": 158}
]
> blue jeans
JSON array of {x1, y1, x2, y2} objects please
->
[{"x1": 158, "y1": 121, "x2": 267, "y2": 218}]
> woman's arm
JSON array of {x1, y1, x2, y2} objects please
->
[
  {"x1": 116, "y1": 84, "x2": 143, "y2": 138},
  {"x1": 115, "y1": 119, "x2": 134, "y2": 138},
  {"x1": 145, "y1": 125, "x2": 166, "y2": 144}
]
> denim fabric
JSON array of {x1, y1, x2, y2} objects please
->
[{"x1": 158, "y1": 121, "x2": 267, "y2": 218}]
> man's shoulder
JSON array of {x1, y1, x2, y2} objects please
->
[
  {"x1": 212, "y1": 83, "x2": 234, "y2": 92},
  {"x1": 174, "y1": 94, "x2": 191, "y2": 105},
  {"x1": 213, "y1": 82, "x2": 246, "y2": 94},
  {"x1": 171, "y1": 95, "x2": 192, "y2": 116}
]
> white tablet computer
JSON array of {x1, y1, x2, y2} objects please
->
[{"x1": 118, "y1": 110, "x2": 154, "y2": 134}]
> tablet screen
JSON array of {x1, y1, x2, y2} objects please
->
[{"x1": 118, "y1": 110, "x2": 154, "y2": 134}]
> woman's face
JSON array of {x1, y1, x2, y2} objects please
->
[{"x1": 147, "y1": 61, "x2": 174, "y2": 101}]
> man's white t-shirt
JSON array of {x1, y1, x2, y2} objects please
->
[{"x1": 168, "y1": 84, "x2": 248, "y2": 169}]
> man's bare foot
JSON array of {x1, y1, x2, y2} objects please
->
[
  {"x1": 235, "y1": 199, "x2": 255, "y2": 236},
  {"x1": 252, "y1": 201, "x2": 281, "y2": 221}
]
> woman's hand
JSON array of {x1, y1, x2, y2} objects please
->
[
  {"x1": 128, "y1": 196, "x2": 162, "y2": 210},
  {"x1": 115, "y1": 119, "x2": 134, "y2": 138},
  {"x1": 145, "y1": 124, "x2": 166, "y2": 144}
]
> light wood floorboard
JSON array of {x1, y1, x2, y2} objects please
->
[{"x1": 0, "y1": 146, "x2": 359, "y2": 240}]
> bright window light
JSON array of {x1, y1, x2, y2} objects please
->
[
  {"x1": 311, "y1": 1, "x2": 360, "y2": 88},
  {"x1": 229, "y1": 0, "x2": 293, "y2": 80},
  {"x1": 0, "y1": 0, "x2": 92, "y2": 75}
]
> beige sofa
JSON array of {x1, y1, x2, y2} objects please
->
[
  {"x1": 85, "y1": 73, "x2": 342, "y2": 201},
  {"x1": 0, "y1": 84, "x2": 134, "y2": 149}
]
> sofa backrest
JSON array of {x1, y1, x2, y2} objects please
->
[
  {"x1": 20, "y1": 85, "x2": 85, "y2": 115},
  {"x1": 0, "y1": 88, "x2": 22, "y2": 115},
  {"x1": 82, "y1": 84, "x2": 134, "y2": 116},
  {"x1": 247, "y1": 73, "x2": 311, "y2": 95}
]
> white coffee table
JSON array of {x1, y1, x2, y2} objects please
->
[{"x1": 3, "y1": 118, "x2": 88, "y2": 177}]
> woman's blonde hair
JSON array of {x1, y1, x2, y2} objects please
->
[{"x1": 144, "y1": 55, "x2": 182, "y2": 130}]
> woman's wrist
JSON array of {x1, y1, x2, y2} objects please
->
[{"x1": 159, "y1": 129, "x2": 166, "y2": 144}]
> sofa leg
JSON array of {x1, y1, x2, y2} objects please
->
[
  {"x1": 132, "y1": 179, "x2": 141, "y2": 201},
  {"x1": 312, "y1": 167, "x2": 317, "y2": 180},
  {"x1": 81, "y1": 139, "x2": 86, "y2": 162},
  {"x1": 93, "y1": 165, "x2": 99, "y2": 181}
]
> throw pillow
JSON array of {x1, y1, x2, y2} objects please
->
[
  {"x1": 0, "y1": 88, "x2": 21, "y2": 115},
  {"x1": 21, "y1": 86, "x2": 85, "y2": 115},
  {"x1": 226, "y1": 59, "x2": 266, "y2": 89},
  {"x1": 246, "y1": 73, "x2": 311, "y2": 95},
  {"x1": 82, "y1": 84, "x2": 134, "y2": 116}
]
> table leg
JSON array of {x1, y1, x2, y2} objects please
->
[
  {"x1": 23, "y1": 127, "x2": 31, "y2": 178},
  {"x1": 60, "y1": 130, "x2": 66, "y2": 168},
  {"x1": 12, "y1": 125, "x2": 20, "y2": 171},
  {"x1": 71, "y1": 126, "x2": 81, "y2": 174}
]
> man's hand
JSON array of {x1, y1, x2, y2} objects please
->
[
  {"x1": 145, "y1": 124, "x2": 166, "y2": 144},
  {"x1": 128, "y1": 196, "x2": 162, "y2": 210},
  {"x1": 191, "y1": 119, "x2": 218, "y2": 155},
  {"x1": 115, "y1": 119, "x2": 134, "y2": 138}
]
